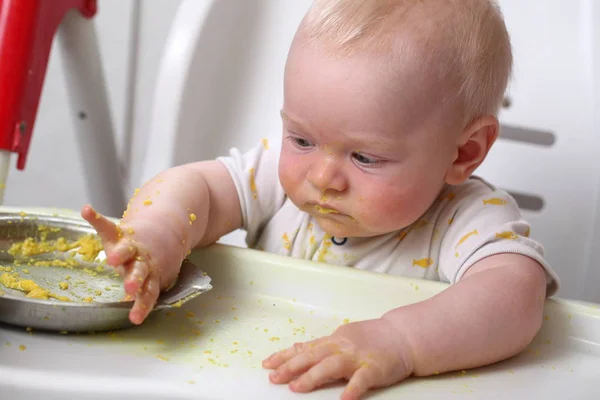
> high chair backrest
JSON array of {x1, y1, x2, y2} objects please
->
[{"x1": 140, "y1": 0, "x2": 600, "y2": 303}]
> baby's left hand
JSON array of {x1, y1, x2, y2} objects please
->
[{"x1": 262, "y1": 318, "x2": 414, "y2": 399}]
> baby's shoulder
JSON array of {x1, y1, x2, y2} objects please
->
[
  {"x1": 446, "y1": 175, "x2": 503, "y2": 199},
  {"x1": 435, "y1": 176, "x2": 519, "y2": 214},
  {"x1": 417, "y1": 176, "x2": 522, "y2": 241}
]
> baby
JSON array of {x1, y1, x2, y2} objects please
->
[{"x1": 83, "y1": 0, "x2": 559, "y2": 399}]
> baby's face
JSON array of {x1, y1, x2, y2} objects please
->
[{"x1": 278, "y1": 39, "x2": 462, "y2": 238}]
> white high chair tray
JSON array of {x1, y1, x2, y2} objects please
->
[{"x1": 0, "y1": 207, "x2": 599, "y2": 399}]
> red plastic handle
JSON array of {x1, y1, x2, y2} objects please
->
[{"x1": 0, "y1": 0, "x2": 97, "y2": 169}]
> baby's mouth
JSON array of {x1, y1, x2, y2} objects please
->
[{"x1": 314, "y1": 204, "x2": 340, "y2": 215}]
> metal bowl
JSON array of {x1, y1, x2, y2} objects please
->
[{"x1": 0, "y1": 210, "x2": 211, "y2": 333}]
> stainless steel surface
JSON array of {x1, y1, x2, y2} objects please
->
[
  {"x1": 155, "y1": 260, "x2": 212, "y2": 308},
  {"x1": 0, "y1": 211, "x2": 212, "y2": 333}
]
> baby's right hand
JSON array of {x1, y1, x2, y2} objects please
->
[{"x1": 81, "y1": 204, "x2": 187, "y2": 324}]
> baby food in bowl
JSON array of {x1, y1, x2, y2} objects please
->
[
  {"x1": 0, "y1": 209, "x2": 212, "y2": 333},
  {"x1": 0, "y1": 211, "x2": 125, "y2": 304},
  {"x1": 0, "y1": 210, "x2": 134, "y2": 332}
]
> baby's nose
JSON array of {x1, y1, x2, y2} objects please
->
[{"x1": 307, "y1": 156, "x2": 348, "y2": 193}]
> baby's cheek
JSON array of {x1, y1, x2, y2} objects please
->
[
  {"x1": 357, "y1": 189, "x2": 418, "y2": 231},
  {"x1": 278, "y1": 160, "x2": 294, "y2": 193},
  {"x1": 278, "y1": 154, "x2": 303, "y2": 193}
]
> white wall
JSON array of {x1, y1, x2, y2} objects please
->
[{"x1": 481, "y1": 0, "x2": 599, "y2": 301}]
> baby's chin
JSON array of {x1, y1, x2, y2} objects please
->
[{"x1": 313, "y1": 215, "x2": 391, "y2": 239}]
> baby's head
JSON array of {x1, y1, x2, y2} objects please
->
[{"x1": 278, "y1": 0, "x2": 513, "y2": 238}]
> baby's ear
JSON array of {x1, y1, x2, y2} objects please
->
[{"x1": 445, "y1": 115, "x2": 499, "y2": 185}]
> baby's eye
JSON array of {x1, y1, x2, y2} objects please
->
[
  {"x1": 292, "y1": 137, "x2": 313, "y2": 148},
  {"x1": 352, "y1": 152, "x2": 379, "y2": 166}
]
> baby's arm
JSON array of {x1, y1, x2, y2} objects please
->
[
  {"x1": 264, "y1": 253, "x2": 546, "y2": 399},
  {"x1": 121, "y1": 160, "x2": 242, "y2": 248},
  {"x1": 82, "y1": 160, "x2": 241, "y2": 324},
  {"x1": 383, "y1": 253, "x2": 546, "y2": 375}
]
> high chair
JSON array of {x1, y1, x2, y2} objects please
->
[
  {"x1": 0, "y1": 2, "x2": 598, "y2": 397},
  {"x1": 0, "y1": 0, "x2": 125, "y2": 215}
]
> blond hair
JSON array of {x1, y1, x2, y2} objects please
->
[{"x1": 303, "y1": 0, "x2": 513, "y2": 123}]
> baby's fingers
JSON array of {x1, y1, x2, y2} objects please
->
[
  {"x1": 82, "y1": 204, "x2": 136, "y2": 265},
  {"x1": 105, "y1": 241, "x2": 137, "y2": 267},
  {"x1": 267, "y1": 341, "x2": 338, "y2": 384},
  {"x1": 81, "y1": 204, "x2": 121, "y2": 244},
  {"x1": 129, "y1": 274, "x2": 160, "y2": 325},
  {"x1": 290, "y1": 354, "x2": 356, "y2": 394},
  {"x1": 341, "y1": 365, "x2": 381, "y2": 400},
  {"x1": 263, "y1": 338, "x2": 327, "y2": 369},
  {"x1": 124, "y1": 259, "x2": 149, "y2": 295}
]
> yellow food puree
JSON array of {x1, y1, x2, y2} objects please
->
[
  {"x1": 8, "y1": 233, "x2": 103, "y2": 263},
  {"x1": 0, "y1": 231, "x2": 104, "y2": 302},
  {"x1": 0, "y1": 271, "x2": 70, "y2": 301}
]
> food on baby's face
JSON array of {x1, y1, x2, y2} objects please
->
[{"x1": 314, "y1": 205, "x2": 338, "y2": 215}]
